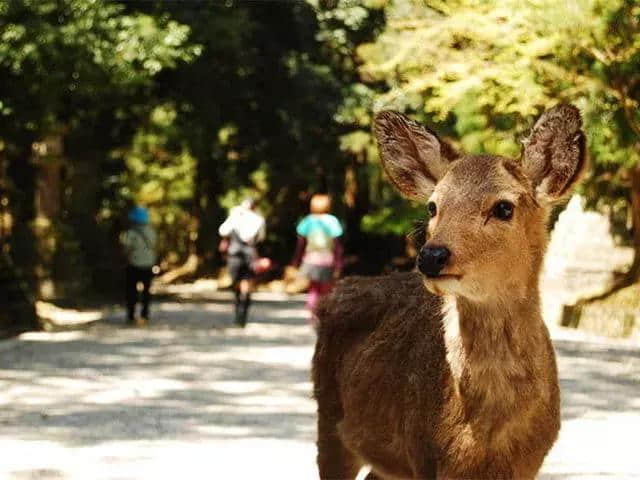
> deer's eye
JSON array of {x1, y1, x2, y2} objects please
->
[
  {"x1": 492, "y1": 201, "x2": 514, "y2": 221},
  {"x1": 427, "y1": 201, "x2": 437, "y2": 217}
]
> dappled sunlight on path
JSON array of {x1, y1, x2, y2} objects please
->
[
  {"x1": 0, "y1": 296, "x2": 638, "y2": 479},
  {"x1": 540, "y1": 331, "x2": 640, "y2": 480},
  {"x1": 0, "y1": 298, "x2": 318, "y2": 479}
]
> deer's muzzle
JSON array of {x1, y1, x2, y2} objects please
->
[{"x1": 417, "y1": 246, "x2": 451, "y2": 278}]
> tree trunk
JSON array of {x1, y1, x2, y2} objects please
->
[
  {"x1": 625, "y1": 163, "x2": 640, "y2": 279},
  {"x1": 577, "y1": 163, "x2": 640, "y2": 305},
  {"x1": 343, "y1": 154, "x2": 372, "y2": 273},
  {"x1": 1, "y1": 148, "x2": 39, "y2": 335},
  {"x1": 344, "y1": 159, "x2": 368, "y2": 249},
  {"x1": 0, "y1": 249, "x2": 38, "y2": 336},
  {"x1": 7, "y1": 150, "x2": 38, "y2": 291}
]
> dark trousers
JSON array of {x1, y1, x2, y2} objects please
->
[
  {"x1": 125, "y1": 264, "x2": 152, "y2": 322},
  {"x1": 234, "y1": 289, "x2": 251, "y2": 327}
]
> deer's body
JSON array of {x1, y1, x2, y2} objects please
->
[
  {"x1": 313, "y1": 105, "x2": 586, "y2": 479},
  {"x1": 314, "y1": 272, "x2": 559, "y2": 479}
]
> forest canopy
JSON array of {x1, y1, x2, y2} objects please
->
[{"x1": 2, "y1": 0, "x2": 640, "y2": 329}]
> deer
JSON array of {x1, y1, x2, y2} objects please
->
[{"x1": 312, "y1": 104, "x2": 586, "y2": 479}]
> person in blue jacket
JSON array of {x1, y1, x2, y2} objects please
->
[{"x1": 121, "y1": 206, "x2": 156, "y2": 326}]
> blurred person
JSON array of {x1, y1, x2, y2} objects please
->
[
  {"x1": 218, "y1": 198, "x2": 266, "y2": 327},
  {"x1": 290, "y1": 194, "x2": 343, "y2": 325},
  {"x1": 121, "y1": 206, "x2": 157, "y2": 326}
]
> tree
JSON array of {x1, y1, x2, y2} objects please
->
[
  {"x1": 156, "y1": 1, "x2": 368, "y2": 266},
  {"x1": 0, "y1": 0, "x2": 197, "y2": 302}
]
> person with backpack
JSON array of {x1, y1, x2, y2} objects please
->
[
  {"x1": 290, "y1": 194, "x2": 344, "y2": 325},
  {"x1": 121, "y1": 206, "x2": 157, "y2": 326},
  {"x1": 218, "y1": 198, "x2": 266, "y2": 327}
]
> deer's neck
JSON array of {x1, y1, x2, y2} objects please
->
[{"x1": 442, "y1": 289, "x2": 549, "y2": 411}]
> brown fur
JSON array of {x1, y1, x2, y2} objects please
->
[{"x1": 313, "y1": 104, "x2": 586, "y2": 479}]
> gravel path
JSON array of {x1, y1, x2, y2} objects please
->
[{"x1": 0, "y1": 295, "x2": 638, "y2": 479}]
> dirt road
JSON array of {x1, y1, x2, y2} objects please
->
[{"x1": 0, "y1": 295, "x2": 638, "y2": 479}]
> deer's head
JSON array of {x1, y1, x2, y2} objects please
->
[{"x1": 374, "y1": 104, "x2": 586, "y2": 302}]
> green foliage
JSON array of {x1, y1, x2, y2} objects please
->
[
  {"x1": 360, "y1": 0, "x2": 550, "y2": 116},
  {"x1": 358, "y1": 0, "x2": 640, "y2": 244},
  {"x1": 0, "y1": 0, "x2": 198, "y2": 299},
  {"x1": 5, "y1": 0, "x2": 640, "y2": 310},
  {"x1": 361, "y1": 202, "x2": 424, "y2": 235},
  {"x1": 0, "y1": 0, "x2": 198, "y2": 143}
]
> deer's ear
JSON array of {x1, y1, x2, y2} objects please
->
[
  {"x1": 374, "y1": 111, "x2": 457, "y2": 201},
  {"x1": 522, "y1": 104, "x2": 587, "y2": 203}
]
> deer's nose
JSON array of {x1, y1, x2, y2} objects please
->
[{"x1": 417, "y1": 246, "x2": 451, "y2": 278}]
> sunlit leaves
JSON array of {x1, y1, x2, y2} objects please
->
[
  {"x1": 0, "y1": 0, "x2": 198, "y2": 139},
  {"x1": 360, "y1": 0, "x2": 553, "y2": 120},
  {"x1": 359, "y1": 0, "x2": 640, "y2": 241}
]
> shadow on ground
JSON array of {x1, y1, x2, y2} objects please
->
[
  {"x1": 0, "y1": 299, "x2": 316, "y2": 449},
  {"x1": 1, "y1": 295, "x2": 639, "y2": 479},
  {"x1": 553, "y1": 339, "x2": 640, "y2": 420}
]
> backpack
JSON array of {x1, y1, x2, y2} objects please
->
[{"x1": 307, "y1": 224, "x2": 334, "y2": 253}]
